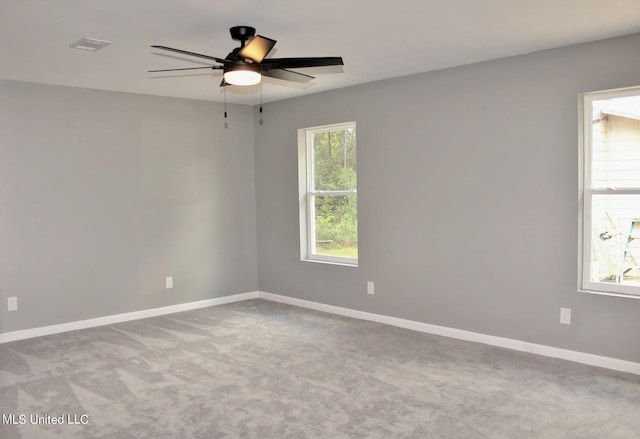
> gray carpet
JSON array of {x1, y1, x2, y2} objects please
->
[{"x1": 1, "y1": 299, "x2": 639, "y2": 438}]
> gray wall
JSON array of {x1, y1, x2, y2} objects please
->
[
  {"x1": 0, "y1": 80, "x2": 258, "y2": 332},
  {"x1": 255, "y1": 33, "x2": 640, "y2": 363},
  {"x1": 2, "y1": 33, "x2": 640, "y2": 364}
]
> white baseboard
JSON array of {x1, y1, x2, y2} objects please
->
[
  {"x1": 0, "y1": 292, "x2": 259, "y2": 344},
  {"x1": 2, "y1": 289, "x2": 638, "y2": 376},
  {"x1": 256, "y1": 291, "x2": 640, "y2": 376}
]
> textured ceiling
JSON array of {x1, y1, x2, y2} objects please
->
[{"x1": 2, "y1": 0, "x2": 640, "y2": 105}]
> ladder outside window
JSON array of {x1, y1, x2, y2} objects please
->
[{"x1": 617, "y1": 219, "x2": 640, "y2": 283}]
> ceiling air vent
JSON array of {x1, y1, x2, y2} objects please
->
[{"x1": 69, "y1": 38, "x2": 112, "y2": 51}]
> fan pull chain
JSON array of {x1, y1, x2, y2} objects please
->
[
  {"x1": 258, "y1": 81, "x2": 264, "y2": 126},
  {"x1": 224, "y1": 87, "x2": 228, "y2": 118}
]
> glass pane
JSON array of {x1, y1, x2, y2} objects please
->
[
  {"x1": 590, "y1": 194, "x2": 640, "y2": 285},
  {"x1": 313, "y1": 127, "x2": 356, "y2": 191},
  {"x1": 314, "y1": 195, "x2": 358, "y2": 259},
  {"x1": 591, "y1": 95, "x2": 640, "y2": 189}
]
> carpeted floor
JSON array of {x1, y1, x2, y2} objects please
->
[{"x1": 1, "y1": 299, "x2": 639, "y2": 438}]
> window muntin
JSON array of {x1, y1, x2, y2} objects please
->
[
  {"x1": 581, "y1": 87, "x2": 640, "y2": 297},
  {"x1": 299, "y1": 122, "x2": 357, "y2": 266}
]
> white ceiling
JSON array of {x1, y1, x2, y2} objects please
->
[{"x1": 2, "y1": 0, "x2": 640, "y2": 105}]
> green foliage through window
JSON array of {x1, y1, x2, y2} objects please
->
[
  {"x1": 313, "y1": 129, "x2": 357, "y2": 191},
  {"x1": 314, "y1": 195, "x2": 358, "y2": 258}
]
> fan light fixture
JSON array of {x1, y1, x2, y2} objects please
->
[{"x1": 223, "y1": 63, "x2": 261, "y2": 86}]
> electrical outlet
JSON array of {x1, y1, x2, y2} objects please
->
[
  {"x1": 367, "y1": 281, "x2": 374, "y2": 295},
  {"x1": 165, "y1": 277, "x2": 173, "y2": 289},
  {"x1": 7, "y1": 297, "x2": 17, "y2": 311},
  {"x1": 560, "y1": 307, "x2": 571, "y2": 325}
]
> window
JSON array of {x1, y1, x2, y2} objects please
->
[
  {"x1": 580, "y1": 86, "x2": 640, "y2": 297},
  {"x1": 298, "y1": 122, "x2": 357, "y2": 266}
]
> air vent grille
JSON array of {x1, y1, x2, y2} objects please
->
[{"x1": 69, "y1": 38, "x2": 111, "y2": 51}]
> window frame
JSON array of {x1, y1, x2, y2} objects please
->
[
  {"x1": 579, "y1": 86, "x2": 640, "y2": 298},
  {"x1": 298, "y1": 121, "x2": 358, "y2": 266}
]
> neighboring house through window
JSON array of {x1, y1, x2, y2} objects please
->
[
  {"x1": 580, "y1": 86, "x2": 640, "y2": 298},
  {"x1": 298, "y1": 122, "x2": 358, "y2": 266}
]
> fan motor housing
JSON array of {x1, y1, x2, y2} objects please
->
[{"x1": 230, "y1": 26, "x2": 256, "y2": 43}]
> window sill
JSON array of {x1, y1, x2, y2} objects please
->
[
  {"x1": 579, "y1": 288, "x2": 640, "y2": 300},
  {"x1": 301, "y1": 258, "x2": 358, "y2": 268}
]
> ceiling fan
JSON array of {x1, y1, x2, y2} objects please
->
[{"x1": 149, "y1": 26, "x2": 344, "y2": 87}]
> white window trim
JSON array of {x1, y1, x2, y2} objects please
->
[
  {"x1": 298, "y1": 121, "x2": 358, "y2": 267},
  {"x1": 579, "y1": 86, "x2": 640, "y2": 299}
]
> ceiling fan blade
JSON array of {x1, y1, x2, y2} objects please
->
[
  {"x1": 261, "y1": 56, "x2": 344, "y2": 69},
  {"x1": 263, "y1": 69, "x2": 314, "y2": 83},
  {"x1": 151, "y1": 45, "x2": 228, "y2": 64},
  {"x1": 238, "y1": 35, "x2": 276, "y2": 63},
  {"x1": 148, "y1": 66, "x2": 222, "y2": 73}
]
